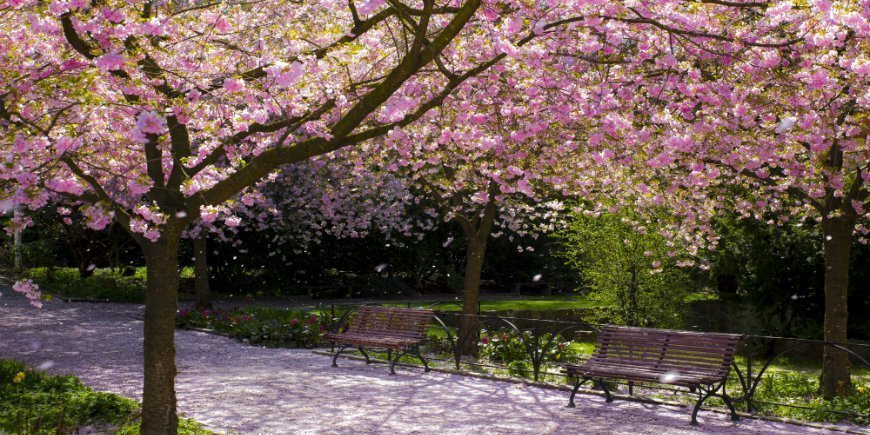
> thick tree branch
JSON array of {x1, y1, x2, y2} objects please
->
[{"x1": 196, "y1": 0, "x2": 483, "y2": 207}]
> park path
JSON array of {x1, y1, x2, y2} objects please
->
[{"x1": 0, "y1": 289, "x2": 858, "y2": 434}]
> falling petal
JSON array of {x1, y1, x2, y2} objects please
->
[
  {"x1": 659, "y1": 371, "x2": 680, "y2": 383},
  {"x1": 775, "y1": 116, "x2": 796, "y2": 134}
]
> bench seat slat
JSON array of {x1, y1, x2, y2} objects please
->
[
  {"x1": 324, "y1": 306, "x2": 434, "y2": 372},
  {"x1": 597, "y1": 338, "x2": 740, "y2": 351},
  {"x1": 570, "y1": 361, "x2": 727, "y2": 380},
  {"x1": 567, "y1": 326, "x2": 742, "y2": 386},
  {"x1": 591, "y1": 352, "x2": 736, "y2": 365},
  {"x1": 565, "y1": 365, "x2": 719, "y2": 386},
  {"x1": 586, "y1": 355, "x2": 730, "y2": 370}
]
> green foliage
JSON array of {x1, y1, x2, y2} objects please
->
[
  {"x1": 478, "y1": 329, "x2": 576, "y2": 379},
  {"x1": 710, "y1": 215, "x2": 870, "y2": 339},
  {"x1": 23, "y1": 266, "x2": 198, "y2": 303},
  {"x1": 353, "y1": 275, "x2": 415, "y2": 299},
  {"x1": 557, "y1": 209, "x2": 692, "y2": 328},
  {"x1": 736, "y1": 370, "x2": 870, "y2": 425},
  {"x1": 0, "y1": 359, "x2": 138, "y2": 434},
  {"x1": 177, "y1": 306, "x2": 328, "y2": 348},
  {"x1": 24, "y1": 267, "x2": 148, "y2": 302},
  {"x1": 710, "y1": 216, "x2": 825, "y2": 337},
  {"x1": 113, "y1": 418, "x2": 213, "y2": 435}
]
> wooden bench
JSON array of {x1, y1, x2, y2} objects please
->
[
  {"x1": 563, "y1": 325, "x2": 743, "y2": 425},
  {"x1": 324, "y1": 306, "x2": 434, "y2": 375}
]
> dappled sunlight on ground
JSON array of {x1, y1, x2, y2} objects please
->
[{"x1": 0, "y1": 291, "x2": 848, "y2": 434}]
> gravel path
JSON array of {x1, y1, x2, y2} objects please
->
[{"x1": 0, "y1": 289, "x2": 858, "y2": 434}]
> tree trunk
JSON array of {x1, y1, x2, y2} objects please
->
[
  {"x1": 13, "y1": 229, "x2": 22, "y2": 271},
  {"x1": 13, "y1": 208, "x2": 22, "y2": 270},
  {"x1": 628, "y1": 266, "x2": 639, "y2": 327},
  {"x1": 455, "y1": 202, "x2": 498, "y2": 356},
  {"x1": 193, "y1": 236, "x2": 211, "y2": 310},
  {"x1": 820, "y1": 216, "x2": 852, "y2": 399},
  {"x1": 141, "y1": 231, "x2": 181, "y2": 434},
  {"x1": 458, "y1": 237, "x2": 486, "y2": 355}
]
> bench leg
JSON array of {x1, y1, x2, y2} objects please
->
[
  {"x1": 690, "y1": 392, "x2": 708, "y2": 426},
  {"x1": 413, "y1": 346, "x2": 430, "y2": 372},
  {"x1": 691, "y1": 382, "x2": 730, "y2": 426},
  {"x1": 332, "y1": 345, "x2": 348, "y2": 368},
  {"x1": 358, "y1": 347, "x2": 371, "y2": 364},
  {"x1": 388, "y1": 349, "x2": 403, "y2": 376},
  {"x1": 567, "y1": 377, "x2": 589, "y2": 408},
  {"x1": 690, "y1": 385, "x2": 718, "y2": 426},
  {"x1": 721, "y1": 392, "x2": 740, "y2": 422},
  {"x1": 597, "y1": 379, "x2": 613, "y2": 403}
]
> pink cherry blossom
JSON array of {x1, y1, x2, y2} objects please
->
[
  {"x1": 136, "y1": 111, "x2": 167, "y2": 135},
  {"x1": 12, "y1": 279, "x2": 42, "y2": 308},
  {"x1": 223, "y1": 78, "x2": 245, "y2": 92},
  {"x1": 95, "y1": 51, "x2": 126, "y2": 71}
]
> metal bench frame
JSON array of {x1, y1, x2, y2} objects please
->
[
  {"x1": 324, "y1": 306, "x2": 433, "y2": 375},
  {"x1": 564, "y1": 325, "x2": 743, "y2": 425}
]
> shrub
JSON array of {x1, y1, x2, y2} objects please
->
[
  {"x1": 24, "y1": 267, "x2": 147, "y2": 302},
  {"x1": 177, "y1": 306, "x2": 328, "y2": 348},
  {"x1": 556, "y1": 208, "x2": 693, "y2": 328},
  {"x1": 478, "y1": 329, "x2": 576, "y2": 372}
]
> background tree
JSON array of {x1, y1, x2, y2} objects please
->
[
  {"x1": 558, "y1": 206, "x2": 693, "y2": 329},
  {"x1": 529, "y1": 0, "x2": 868, "y2": 397}
]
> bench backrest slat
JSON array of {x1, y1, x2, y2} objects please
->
[
  {"x1": 592, "y1": 326, "x2": 741, "y2": 381},
  {"x1": 347, "y1": 306, "x2": 433, "y2": 341}
]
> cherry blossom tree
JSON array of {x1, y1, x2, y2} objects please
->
[
  {"x1": 3, "y1": 3, "x2": 863, "y2": 434},
  {"x1": 368, "y1": 72, "x2": 580, "y2": 352},
  {"x1": 0, "y1": 1, "x2": 528, "y2": 431},
  {"x1": 612, "y1": 2, "x2": 867, "y2": 398},
  {"x1": 537, "y1": 0, "x2": 868, "y2": 397}
]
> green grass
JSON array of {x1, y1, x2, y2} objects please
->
[{"x1": 0, "y1": 359, "x2": 211, "y2": 434}]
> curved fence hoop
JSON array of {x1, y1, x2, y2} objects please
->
[
  {"x1": 425, "y1": 301, "x2": 465, "y2": 311},
  {"x1": 489, "y1": 317, "x2": 587, "y2": 381},
  {"x1": 429, "y1": 313, "x2": 461, "y2": 370}
]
